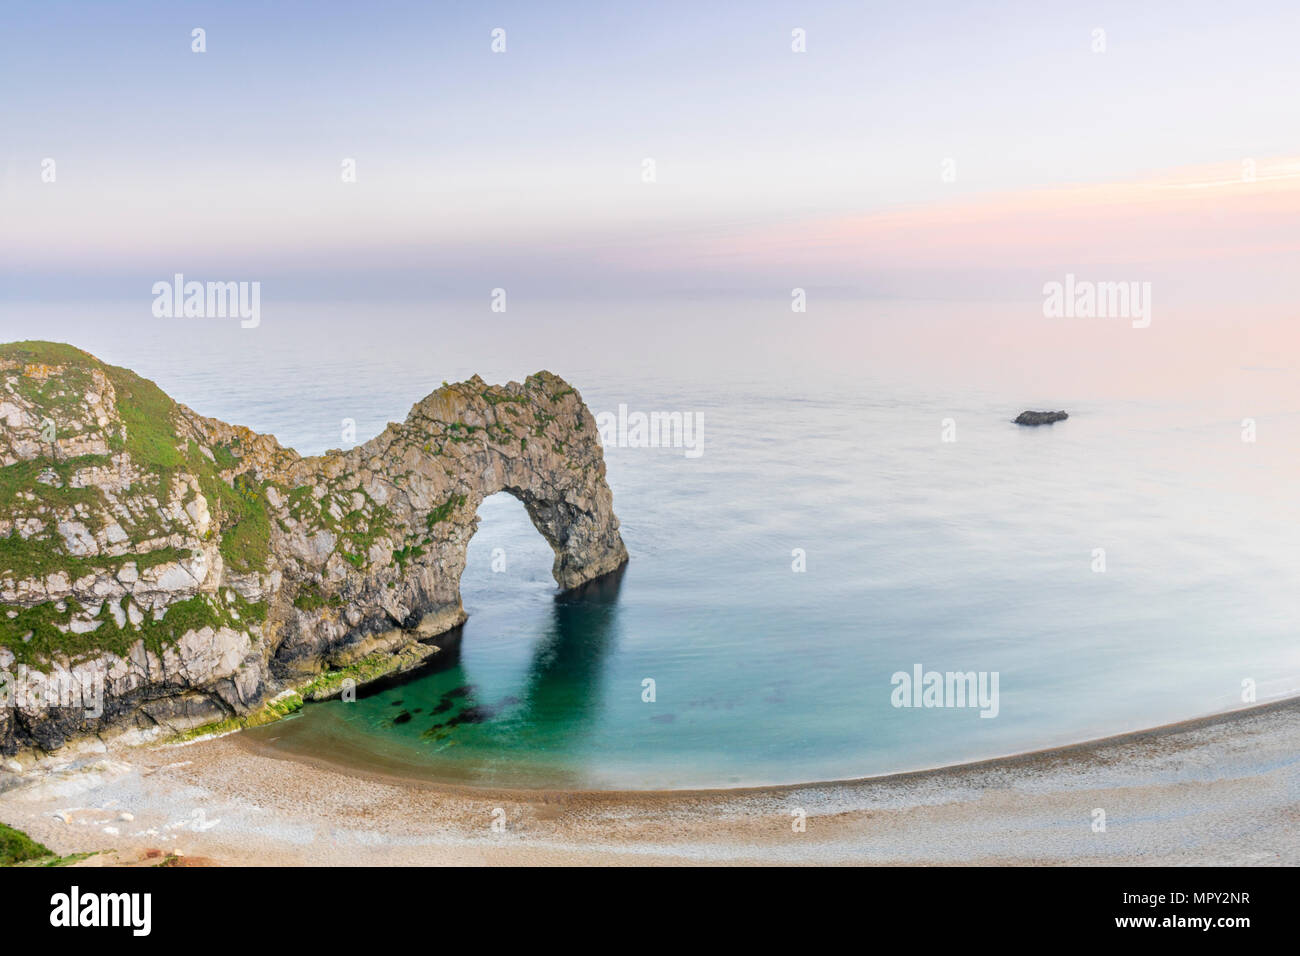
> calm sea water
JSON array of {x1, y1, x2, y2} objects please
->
[{"x1": 6, "y1": 302, "x2": 1299, "y2": 788}]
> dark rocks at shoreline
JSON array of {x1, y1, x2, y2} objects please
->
[{"x1": 1014, "y1": 410, "x2": 1069, "y2": 426}]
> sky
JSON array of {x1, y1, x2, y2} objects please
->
[{"x1": 1, "y1": 0, "x2": 1298, "y2": 307}]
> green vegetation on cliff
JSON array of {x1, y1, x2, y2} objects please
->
[
  {"x1": 0, "y1": 342, "x2": 275, "y2": 664},
  {"x1": 0, "y1": 341, "x2": 99, "y2": 371},
  {"x1": 278, "y1": 479, "x2": 394, "y2": 571},
  {"x1": 0, "y1": 340, "x2": 184, "y2": 474},
  {"x1": 293, "y1": 582, "x2": 342, "y2": 612},
  {"x1": 0, "y1": 821, "x2": 52, "y2": 866},
  {"x1": 185, "y1": 442, "x2": 270, "y2": 573},
  {"x1": 1, "y1": 589, "x2": 267, "y2": 666},
  {"x1": 425, "y1": 493, "x2": 466, "y2": 529},
  {"x1": 0, "y1": 821, "x2": 109, "y2": 867},
  {"x1": 298, "y1": 643, "x2": 436, "y2": 701},
  {"x1": 0, "y1": 341, "x2": 272, "y2": 581},
  {"x1": 167, "y1": 690, "x2": 304, "y2": 743}
]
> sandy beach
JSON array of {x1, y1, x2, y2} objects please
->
[{"x1": 1, "y1": 696, "x2": 1297, "y2": 866}]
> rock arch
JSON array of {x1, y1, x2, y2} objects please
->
[
  {"x1": 0, "y1": 345, "x2": 627, "y2": 752},
  {"x1": 261, "y1": 370, "x2": 629, "y2": 676}
]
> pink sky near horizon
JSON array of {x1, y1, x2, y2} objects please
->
[
  {"x1": 589, "y1": 156, "x2": 1300, "y2": 285},
  {"x1": 8, "y1": 156, "x2": 1300, "y2": 291}
]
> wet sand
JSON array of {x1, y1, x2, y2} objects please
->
[{"x1": 2, "y1": 697, "x2": 1297, "y2": 865}]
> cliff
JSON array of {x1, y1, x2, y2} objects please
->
[{"x1": 0, "y1": 341, "x2": 627, "y2": 756}]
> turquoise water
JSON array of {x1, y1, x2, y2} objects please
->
[{"x1": 8, "y1": 304, "x2": 1300, "y2": 788}]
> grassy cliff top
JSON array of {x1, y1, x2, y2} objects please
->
[
  {"x1": 0, "y1": 340, "x2": 101, "y2": 367},
  {"x1": 1, "y1": 340, "x2": 185, "y2": 472},
  {"x1": 0, "y1": 341, "x2": 273, "y2": 667}
]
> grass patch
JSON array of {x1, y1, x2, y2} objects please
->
[
  {"x1": 445, "y1": 422, "x2": 479, "y2": 443},
  {"x1": 293, "y1": 583, "x2": 342, "y2": 612},
  {"x1": 216, "y1": 473, "x2": 270, "y2": 573},
  {"x1": 184, "y1": 442, "x2": 270, "y2": 574},
  {"x1": 424, "y1": 493, "x2": 465, "y2": 530},
  {"x1": 482, "y1": 390, "x2": 528, "y2": 407},
  {"x1": 0, "y1": 591, "x2": 266, "y2": 667},
  {"x1": 105, "y1": 365, "x2": 184, "y2": 471},
  {"x1": 0, "y1": 822, "x2": 51, "y2": 866},
  {"x1": 391, "y1": 543, "x2": 425, "y2": 571}
]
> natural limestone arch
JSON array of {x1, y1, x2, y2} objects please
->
[
  {"x1": 0, "y1": 342, "x2": 627, "y2": 752},
  {"x1": 256, "y1": 370, "x2": 629, "y2": 678}
]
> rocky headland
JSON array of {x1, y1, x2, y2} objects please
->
[{"x1": 0, "y1": 341, "x2": 627, "y2": 758}]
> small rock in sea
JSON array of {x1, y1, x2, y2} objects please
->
[
  {"x1": 412, "y1": 708, "x2": 423, "y2": 714},
  {"x1": 446, "y1": 685, "x2": 472, "y2": 699},
  {"x1": 431, "y1": 699, "x2": 453, "y2": 714},
  {"x1": 393, "y1": 711, "x2": 412, "y2": 725},
  {"x1": 390, "y1": 700, "x2": 404, "y2": 707},
  {"x1": 1014, "y1": 410, "x2": 1068, "y2": 426}
]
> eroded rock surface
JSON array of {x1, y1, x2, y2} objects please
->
[
  {"x1": 1013, "y1": 410, "x2": 1069, "y2": 426},
  {"x1": 0, "y1": 341, "x2": 627, "y2": 755}
]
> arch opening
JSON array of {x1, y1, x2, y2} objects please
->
[{"x1": 460, "y1": 491, "x2": 559, "y2": 614}]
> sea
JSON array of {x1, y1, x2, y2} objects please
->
[{"x1": 5, "y1": 298, "x2": 1298, "y2": 789}]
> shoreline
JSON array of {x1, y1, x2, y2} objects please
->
[
  {"x1": 234, "y1": 693, "x2": 1300, "y2": 799},
  {"x1": 2, "y1": 695, "x2": 1297, "y2": 865}
]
